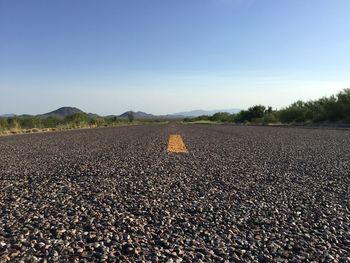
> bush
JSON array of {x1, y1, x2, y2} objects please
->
[
  {"x1": 276, "y1": 90, "x2": 350, "y2": 123},
  {"x1": 0, "y1": 118, "x2": 8, "y2": 131},
  {"x1": 64, "y1": 113, "x2": 90, "y2": 127},
  {"x1": 183, "y1": 115, "x2": 211, "y2": 122},
  {"x1": 337, "y1": 89, "x2": 350, "y2": 122},
  {"x1": 235, "y1": 105, "x2": 266, "y2": 123},
  {"x1": 263, "y1": 112, "x2": 279, "y2": 124},
  {"x1": 88, "y1": 117, "x2": 105, "y2": 127},
  {"x1": 8, "y1": 117, "x2": 21, "y2": 131},
  {"x1": 278, "y1": 101, "x2": 307, "y2": 123},
  {"x1": 211, "y1": 112, "x2": 234, "y2": 122},
  {"x1": 43, "y1": 116, "x2": 61, "y2": 128}
]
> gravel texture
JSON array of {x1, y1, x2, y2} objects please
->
[{"x1": 0, "y1": 124, "x2": 350, "y2": 262}]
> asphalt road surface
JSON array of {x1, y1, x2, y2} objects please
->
[{"x1": 1, "y1": 124, "x2": 350, "y2": 262}]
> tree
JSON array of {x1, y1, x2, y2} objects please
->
[
  {"x1": 235, "y1": 105, "x2": 266, "y2": 123},
  {"x1": 248, "y1": 105, "x2": 266, "y2": 119},
  {"x1": 266, "y1": 106, "x2": 273, "y2": 114},
  {"x1": 337, "y1": 89, "x2": 350, "y2": 122},
  {"x1": 278, "y1": 101, "x2": 307, "y2": 123},
  {"x1": 211, "y1": 112, "x2": 234, "y2": 122},
  {"x1": 127, "y1": 111, "x2": 134, "y2": 122}
]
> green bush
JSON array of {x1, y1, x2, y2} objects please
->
[
  {"x1": 0, "y1": 118, "x2": 8, "y2": 131},
  {"x1": 278, "y1": 101, "x2": 307, "y2": 123},
  {"x1": 211, "y1": 112, "x2": 234, "y2": 122},
  {"x1": 64, "y1": 113, "x2": 90, "y2": 127},
  {"x1": 8, "y1": 117, "x2": 21, "y2": 130},
  {"x1": 336, "y1": 89, "x2": 350, "y2": 122},
  {"x1": 276, "y1": 90, "x2": 350, "y2": 123},
  {"x1": 262, "y1": 112, "x2": 279, "y2": 124},
  {"x1": 43, "y1": 116, "x2": 61, "y2": 128},
  {"x1": 235, "y1": 105, "x2": 266, "y2": 123},
  {"x1": 184, "y1": 115, "x2": 211, "y2": 122}
]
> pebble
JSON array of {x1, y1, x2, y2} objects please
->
[{"x1": 0, "y1": 125, "x2": 349, "y2": 262}]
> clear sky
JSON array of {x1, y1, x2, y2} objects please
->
[{"x1": 1, "y1": 0, "x2": 350, "y2": 115}]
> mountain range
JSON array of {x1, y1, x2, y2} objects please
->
[
  {"x1": 0, "y1": 114, "x2": 16, "y2": 118},
  {"x1": 0, "y1": 107, "x2": 242, "y2": 119},
  {"x1": 173, "y1": 108, "x2": 241, "y2": 117},
  {"x1": 117, "y1": 111, "x2": 158, "y2": 119}
]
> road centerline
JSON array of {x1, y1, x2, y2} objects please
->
[{"x1": 167, "y1": 134, "x2": 188, "y2": 153}]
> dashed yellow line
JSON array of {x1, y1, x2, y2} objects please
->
[{"x1": 167, "y1": 134, "x2": 188, "y2": 153}]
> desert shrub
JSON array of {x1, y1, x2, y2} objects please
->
[
  {"x1": 0, "y1": 118, "x2": 9, "y2": 131},
  {"x1": 183, "y1": 117, "x2": 192, "y2": 122},
  {"x1": 195, "y1": 115, "x2": 211, "y2": 121},
  {"x1": 8, "y1": 117, "x2": 21, "y2": 131},
  {"x1": 42, "y1": 116, "x2": 61, "y2": 128},
  {"x1": 88, "y1": 117, "x2": 105, "y2": 127},
  {"x1": 64, "y1": 113, "x2": 90, "y2": 127},
  {"x1": 183, "y1": 115, "x2": 211, "y2": 122},
  {"x1": 19, "y1": 117, "x2": 44, "y2": 129},
  {"x1": 263, "y1": 112, "x2": 279, "y2": 124},
  {"x1": 211, "y1": 112, "x2": 234, "y2": 122}
]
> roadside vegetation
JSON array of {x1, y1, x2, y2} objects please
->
[
  {"x1": 0, "y1": 113, "x2": 165, "y2": 135},
  {"x1": 1, "y1": 89, "x2": 349, "y2": 135},
  {"x1": 184, "y1": 89, "x2": 350, "y2": 125}
]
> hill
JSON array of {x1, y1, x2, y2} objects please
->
[
  {"x1": 42, "y1": 107, "x2": 84, "y2": 118},
  {"x1": 118, "y1": 111, "x2": 157, "y2": 119},
  {"x1": 1, "y1": 108, "x2": 242, "y2": 120},
  {"x1": 0, "y1": 114, "x2": 16, "y2": 118},
  {"x1": 173, "y1": 108, "x2": 241, "y2": 117}
]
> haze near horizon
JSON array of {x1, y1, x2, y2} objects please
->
[{"x1": 1, "y1": 0, "x2": 350, "y2": 115}]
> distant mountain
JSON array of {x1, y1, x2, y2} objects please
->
[
  {"x1": 87, "y1": 113, "x2": 100, "y2": 118},
  {"x1": 0, "y1": 114, "x2": 16, "y2": 118},
  {"x1": 173, "y1": 108, "x2": 241, "y2": 117},
  {"x1": 42, "y1": 107, "x2": 84, "y2": 118},
  {"x1": 1, "y1": 108, "x2": 241, "y2": 120},
  {"x1": 118, "y1": 111, "x2": 157, "y2": 119}
]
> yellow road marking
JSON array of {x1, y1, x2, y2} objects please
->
[{"x1": 167, "y1": 134, "x2": 188, "y2": 153}]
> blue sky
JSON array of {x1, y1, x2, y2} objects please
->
[{"x1": 1, "y1": 0, "x2": 350, "y2": 115}]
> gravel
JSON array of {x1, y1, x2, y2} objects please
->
[{"x1": 1, "y1": 124, "x2": 350, "y2": 262}]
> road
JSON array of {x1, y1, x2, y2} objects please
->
[{"x1": 1, "y1": 124, "x2": 350, "y2": 262}]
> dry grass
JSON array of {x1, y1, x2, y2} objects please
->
[{"x1": 0, "y1": 121, "x2": 169, "y2": 137}]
